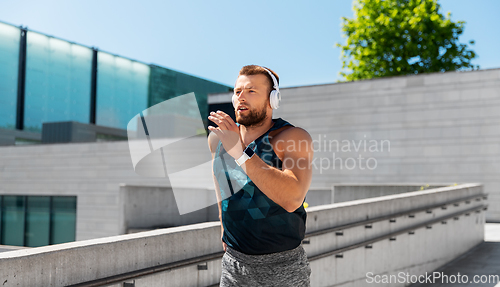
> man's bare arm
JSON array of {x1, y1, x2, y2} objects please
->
[
  {"x1": 208, "y1": 131, "x2": 227, "y2": 251},
  {"x1": 241, "y1": 127, "x2": 313, "y2": 212},
  {"x1": 208, "y1": 112, "x2": 314, "y2": 213}
]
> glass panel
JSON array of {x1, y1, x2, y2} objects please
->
[
  {"x1": 176, "y1": 72, "x2": 231, "y2": 124},
  {"x1": 1, "y1": 196, "x2": 25, "y2": 246},
  {"x1": 50, "y1": 196, "x2": 76, "y2": 244},
  {"x1": 25, "y1": 196, "x2": 50, "y2": 247},
  {"x1": 148, "y1": 65, "x2": 231, "y2": 127},
  {"x1": 96, "y1": 52, "x2": 149, "y2": 130},
  {"x1": 0, "y1": 22, "x2": 20, "y2": 130},
  {"x1": 24, "y1": 31, "x2": 92, "y2": 132},
  {"x1": 0, "y1": 196, "x2": 2, "y2": 240}
]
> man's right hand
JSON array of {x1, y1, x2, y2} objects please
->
[{"x1": 221, "y1": 234, "x2": 227, "y2": 251}]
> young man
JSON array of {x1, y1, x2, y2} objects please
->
[{"x1": 208, "y1": 65, "x2": 313, "y2": 286}]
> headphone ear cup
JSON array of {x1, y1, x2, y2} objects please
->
[
  {"x1": 276, "y1": 90, "x2": 281, "y2": 109},
  {"x1": 270, "y1": 90, "x2": 280, "y2": 109}
]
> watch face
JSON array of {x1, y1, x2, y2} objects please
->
[{"x1": 244, "y1": 146, "x2": 255, "y2": 157}]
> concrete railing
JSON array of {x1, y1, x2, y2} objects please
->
[
  {"x1": 305, "y1": 184, "x2": 448, "y2": 207},
  {"x1": 119, "y1": 183, "x2": 448, "y2": 233},
  {"x1": 0, "y1": 183, "x2": 486, "y2": 287},
  {"x1": 0, "y1": 223, "x2": 224, "y2": 287},
  {"x1": 119, "y1": 184, "x2": 219, "y2": 233},
  {"x1": 304, "y1": 183, "x2": 486, "y2": 286}
]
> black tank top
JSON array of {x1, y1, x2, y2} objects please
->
[{"x1": 213, "y1": 118, "x2": 307, "y2": 255}]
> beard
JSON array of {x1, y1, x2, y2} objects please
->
[{"x1": 236, "y1": 102, "x2": 268, "y2": 127}]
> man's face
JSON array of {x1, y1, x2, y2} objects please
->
[{"x1": 233, "y1": 74, "x2": 271, "y2": 127}]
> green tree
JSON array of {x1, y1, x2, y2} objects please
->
[{"x1": 337, "y1": 0, "x2": 478, "y2": 81}]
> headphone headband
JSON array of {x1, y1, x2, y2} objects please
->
[{"x1": 261, "y1": 67, "x2": 279, "y2": 92}]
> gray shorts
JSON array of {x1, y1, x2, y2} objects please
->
[{"x1": 220, "y1": 244, "x2": 311, "y2": 287}]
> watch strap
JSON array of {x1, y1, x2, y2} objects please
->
[{"x1": 235, "y1": 145, "x2": 255, "y2": 166}]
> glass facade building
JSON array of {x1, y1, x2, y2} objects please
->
[
  {"x1": 0, "y1": 20, "x2": 231, "y2": 246},
  {"x1": 0, "y1": 20, "x2": 231, "y2": 135},
  {"x1": 0, "y1": 22, "x2": 20, "y2": 130},
  {"x1": 0, "y1": 195, "x2": 76, "y2": 247},
  {"x1": 148, "y1": 65, "x2": 232, "y2": 122},
  {"x1": 96, "y1": 52, "x2": 150, "y2": 129},
  {"x1": 24, "y1": 31, "x2": 93, "y2": 132}
]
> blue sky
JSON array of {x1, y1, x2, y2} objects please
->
[{"x1": 1, "y1": 0, "x2": 498, "y2": 88}]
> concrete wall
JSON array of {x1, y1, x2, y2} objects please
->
[
  {"x1": 0, "y1": 139, "x2": 214, "y2": 241},
  {"x1": 210, "y1": 69, "x2": 500, "y2": 220},
  {"x1": 119, "y1": 185, "x2": 219, "y2": 233},
  {"x1": 305, "y1": 184, "x2": 446, "y2": 207},
  {"x1": 120, "y1": 184, "x2": 446, "y2": 232},
  {"x1": 0, "y1": 132, "x2": 473, "y2": 242},
  {"x1": 1, "y1": 139, "x2": 446, "y2": 241},
  {"x1": 269, "y1": 68, "x2": 500, "y2": 221},
  {"x1": 0, "y1": 184, "x2": 486, "y2": 287},
  {"x1": 121, "y1": 184, "x2": 438, "y2": 232}
]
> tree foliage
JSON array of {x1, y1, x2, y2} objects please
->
[{"x1": 337, "y1": 0, "x2": 478, "y2": 81}]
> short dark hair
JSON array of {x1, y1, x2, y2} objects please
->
[{"x1": 238, "y1": 65, "x2": 279, "y2": 94}]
